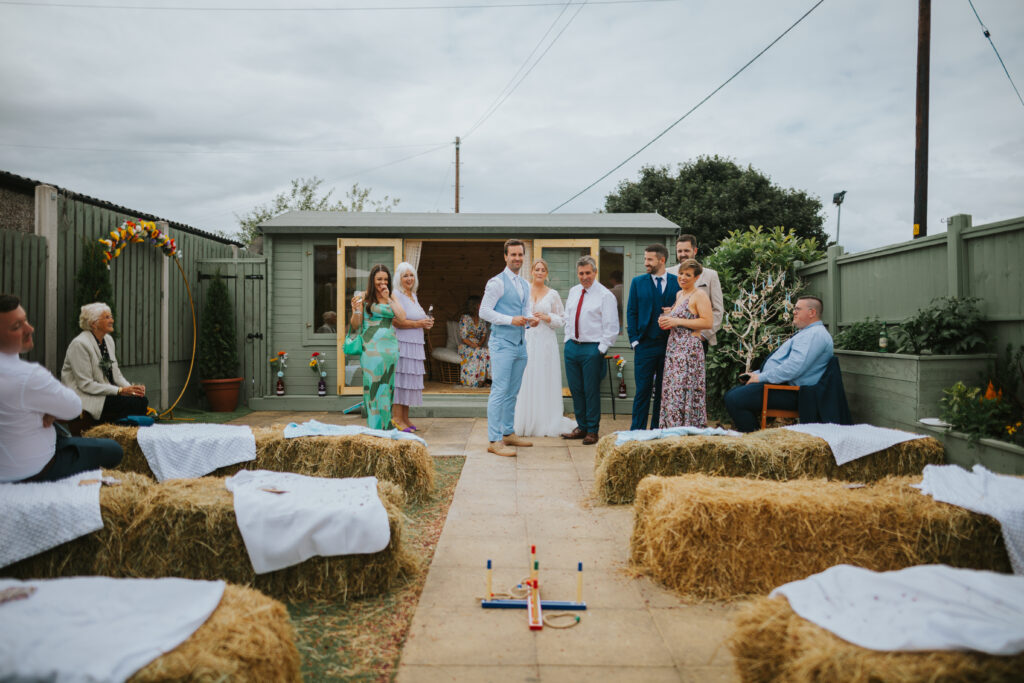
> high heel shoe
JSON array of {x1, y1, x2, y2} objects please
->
[{"x1": 391, "y1": 418, "x2": 414, "y2": 434}]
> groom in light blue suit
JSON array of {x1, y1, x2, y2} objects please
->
[{"x1": 479, "y1": 239, "x2": 536, "y2": 457}]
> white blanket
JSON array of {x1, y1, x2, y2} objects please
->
[
  {"x1": 0, "y1": 576, "x2": 225, "y2": 683},
  {"x1": 771, "y1": 564, "x2": 1024, "y2": 654},
  {"x1": 614, "y1": 426, "x2": 741, "y2": 446},
  {"x1": 136, "y1": 423, "x2": 256, "y2": 482},
  {"x1": 283, "y1": 418, "x2": 427, "y2": 446},
  {"x1": 0, "y1": 470, "x2": 104, "y2": 570},
  {"x1": 785, "y1": 423, "x2": 929, "y2": 466},
  {"x1": 914, "y1": 463, "x2": 1024, "y2": 574},
  {"x1": 225, "y1": 470, "x2": 391, "y2": 574}
]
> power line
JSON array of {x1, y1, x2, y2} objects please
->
[
  {"x1": 549, "y1": 0, "x2": 827, "y2": 213},
  {"x1": 328, "y1": 142, "x2": 450, "y2": 184},
  {"x1": 966, "y1": 0, "x2": 1024, "y2": 109},
  {"x1": 431, "y1": 159, "x2": 454, "y2": 211},
  {"x1": 0, "y1": 141, "x2": 450, "y2": 155},
  {"x1": 0, "y1": 0, "x2": 676, "y2": 12},
  {"x1": 462, "y1": 0, "x2": 582, "y2": 139}
]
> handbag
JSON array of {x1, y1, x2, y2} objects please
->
[{"x1": 343, "y1": 333, "x2": 363, "y2": 355}]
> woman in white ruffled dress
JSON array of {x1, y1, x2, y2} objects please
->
[{"x1": 514, "y1": 259, "x2": 578, "y2": 437}]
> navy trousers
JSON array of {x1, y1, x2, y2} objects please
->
[
  {"x1": 26, "y1": 429, "x2": 124, "y2": 482},
  {"x1": 565, "y1": 340, "x2": 603, "y2": 434},
  {"x1": 630, "y1": 340, "x2": 667, "y2": 430},
  {"x1": 724, "y1": 382, "x2": 799, "y2": 433}
]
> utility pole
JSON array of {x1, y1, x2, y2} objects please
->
[
  {"x1": 832, "y1": 191, "x2": 846, "y2": 244},
  {"x1": 913, "y1": 0, "x2": 930, "y2": 238},
  {"x1": 454, "y1": 136, "x2": 461, "y2": 214}
]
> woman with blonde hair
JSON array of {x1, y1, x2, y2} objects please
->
[
  {"x1": 61, "y1": 302, "x2": 148, "y2": 422},
  {"x1": 513, "y1": 258, "x2": 576, "y2": 436},
  {"x1": 391, "y1": 261, "x2": 433, "y2": 431}
]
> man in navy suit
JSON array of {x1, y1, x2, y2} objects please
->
[{"x1": 626, "y1": 244, "x2": 681, "y2": 430}]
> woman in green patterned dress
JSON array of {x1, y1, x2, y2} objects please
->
[{"x1": 344, "y1": 264, "x2": 404, "y2": 429}]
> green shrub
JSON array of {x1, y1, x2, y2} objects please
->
[
  {"x1": 892, "y1": 297, "x2": 987, "y2": 355},
  {"x1": 198, "y1": 272, "x2": 239, "y2": 379},
  {"x1": 74, "y1": 239, "x2": 117, "y2": 335},
  {"x1": 834, "y1": 318, "x2": 891, "y2": 352},
  {"x1": 940, "y1": 381, "x2": 1016, "y2": 445}
]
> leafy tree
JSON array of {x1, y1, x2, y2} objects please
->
[
  {"x1": 198, "y1": 272, "x2": 239, "y2": 380},
  {"x1": 603, "y1": 155, "x2": 828, "y2": 252},
  {"x1": 235, "y1": 177, "x2": 400, "y2": 245},
  {"x1": 74, "y1": 239, "x2": 117, "y2": 335},
  {"x1": 703, "y1": 226, "x2": 825, "y2": 421}
]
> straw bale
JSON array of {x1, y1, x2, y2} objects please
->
[
  {"x1": 130, "y1": 584, "x2": 300, "y2": 682},
  {"x1": 594, "y1": 429, "x2": 944, "y2": 504},
  {"x1": 85, "y1": 424, "x2": 435, "y2": 503},
  {"x1": 630, "y1": 474, "x2": 1010, "y2": 600},
  {"x1": 729, "y1": 595, "x2": 1024, "y2": 683},
  {"x1": 2, "y1": 474, "x2": 417, "y2": 602}
]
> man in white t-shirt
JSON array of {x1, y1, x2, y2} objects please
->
[{"x1": 0, "y1": 294, "x2": 123, "y2": 483}]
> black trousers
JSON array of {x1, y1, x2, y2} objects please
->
[
  {"x1": 99, "y1": 394, "x2": 149, "y2": 423},
  {"x1": 26, "y1": 427, "x2": 123, "y2": 482}
]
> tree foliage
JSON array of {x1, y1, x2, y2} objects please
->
[
  {"x1": 235, "y1": 176, "x2": 400, "y2": 245},
  {"x1": 74, "y1": 239, "x2": 117, "y2": 336},
  {"x1": 198, "y1": 272, "x2": 239, "y2": 380},
  {"x1": 603, "y1": 155, "x2": 828, "y2": 252},
  {"x1": 703, "y1": 226, "x2": 826, "y2": 420}
]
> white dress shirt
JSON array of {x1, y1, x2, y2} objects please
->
[
  {"x1": 563, "y1": 281, "x2": 620, "y2": 354},
  {"x1": 0, "y1": 351, "x2": 83, "y2": 482},
  {"x1": 479, "y1": 266, "x2": 528, "y2": 327}
]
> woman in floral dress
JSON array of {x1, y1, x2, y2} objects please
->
[
  {"x1": 658, "y1": 259, "x2": 714, "y2": 428},
  {"x1": 344, "y1": 264, "x2": 403, "y2": 430},
  {"x1": 458, "y1": 295, "x2": 490, "y2": 388}
]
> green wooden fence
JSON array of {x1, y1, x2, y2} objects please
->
[
  {"x1": 797, "y1": 213, "x2": 1024, "y2": 351},
  {"x1": 0, "y1": 229, "x2": 47, "y2": 365}
]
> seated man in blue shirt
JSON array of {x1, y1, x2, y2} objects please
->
[{"x1": 725, "y1": 295, "x2": 833, "y2": 432}]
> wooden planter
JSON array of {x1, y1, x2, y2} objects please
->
[
  {"x1": 916, "y1": 424, "x2": 1024, "y2": 475},
  {"x1": 834, "y1": 350, "x2": 995, "y2": 433}
]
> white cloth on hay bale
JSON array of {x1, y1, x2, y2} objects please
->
[
  {"x1": 613, "y1": 426, "x2": 741, "y2": 446},
  {"x1": 785, "y1": 423, "x2": 929, "y2": 466},
  {"x1": 0, "y1": 469, "x2": 103, "y2": 569},
  {"x1": 771, "y1": 564, "x2": 1024, "y2": 655},
  {"x1": 0, "y1": 575, "x2": 225, "y2": 683},
  {"x1": 136, "y1": 423, "x2": 256, "y2": 482},
  {"x1": 283, "y1": 418, "x2": 426, "y2": 445},
  {"x1": 225, "y1": 470, "x2": 391, "y2": 574},
  {"x1": 914, "y1": 463, "x2": 1024, "y2": 574}
]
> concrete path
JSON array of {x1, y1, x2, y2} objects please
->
[{"x1": 231, "y1": 412, "x2": 741, "y2": 682}]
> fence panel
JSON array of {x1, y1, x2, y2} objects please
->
[{"x1": 0, "y1": 229, "x2": 47, "y2": 365}]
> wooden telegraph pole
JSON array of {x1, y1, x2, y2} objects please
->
[
  {"x1": 454, "y1": 136, "x2": 461, "y2": 213},
  {"x1": 913, "y1": 0, "x2": 931, "y2": 238}
]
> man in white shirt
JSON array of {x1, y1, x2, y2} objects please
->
[
  {"x1": 667, "y1": 234, "x2": 723, "y2": 350},
  {"x1": 478, "y1": 239, "x2": 537, "y2": 457},
  {"x1": 0, "y1": 294, "x2": 123, "y2": 483},
  {"x1": 561, "y1": 256, "x2": 619, "y2": 445}
]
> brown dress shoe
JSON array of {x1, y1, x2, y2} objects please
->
[
  {"x1": 503, "y1": 434, "x2": 533, "y2": 447},
  {"x1": 487, "y1": 441, "x2": 516, "y2": 457},
  {"x1": 561, "y1": 427, "x2": 586, "y2": 440},
  {"x1": 582, "y1": 433, "x2": 599, "y2": 445}
]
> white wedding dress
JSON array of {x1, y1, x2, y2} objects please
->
[{"x1": 514, "y1": 288, "x2": 579, "y2": 437}]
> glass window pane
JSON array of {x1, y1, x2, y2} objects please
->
[
  {"x1": 313, "y1": 246, "x2": 338, "y2": 335},
  {"x1": 599, "y1": 245, "x2": 625, "y2": 334},
  {"x1": 342, "y1": 246, "x2": 395, "y2": 390}
]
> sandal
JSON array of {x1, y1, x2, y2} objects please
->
[{"x1": 391, "y1": 419, "x2": 414, "y2": 434}]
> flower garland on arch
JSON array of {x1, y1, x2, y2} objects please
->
[{"x1": 99, "y1": 219, "x2": 179, "y2": 268}]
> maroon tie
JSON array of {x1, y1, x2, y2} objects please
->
[{"x1": 574, "y1": 288, "x2": 586, "y2": 340}]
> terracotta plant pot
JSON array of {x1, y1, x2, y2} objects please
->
[{"x1": 201, "y1": 377, "x2": 244, "y2": 412}]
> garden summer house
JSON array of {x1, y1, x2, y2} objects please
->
[{"x1": 252, "y1": 211, "x2": 680, "y2": 414}]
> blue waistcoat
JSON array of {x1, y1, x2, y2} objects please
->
[{"x1": 490, "y1": 271, "x2": 528, "y2": 345}]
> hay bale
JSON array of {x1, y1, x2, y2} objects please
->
[
  {"x1": 2, "y1": 474, "x2": 416, "y2": 602},
  {"x1": 729, "y1": 595, "x2": 1024, "y2": 682},
  {"x1": 629, "y1": 474, "x2": 1010, "y2": 600},
  {"x1": 131, "y1": 584, "x2": 300, "y2": 682},
  {"x1": 594, "y1": 429, "x2": 944, "y2": 504},
  {"x1": 85, "y1": 424, "x2": 435, "y2": 503}
]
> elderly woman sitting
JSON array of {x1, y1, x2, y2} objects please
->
[{"x1": 61, "y1": 302, "x2": 149, "y2": 423}]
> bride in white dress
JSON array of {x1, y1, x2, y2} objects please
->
[{"x1": 514, "y1": 259, "x2": 579, "y2": 437}]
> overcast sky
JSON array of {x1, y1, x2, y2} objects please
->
[{"x1": 1, "y1": 0, "x2": 1021, "y2": 253}]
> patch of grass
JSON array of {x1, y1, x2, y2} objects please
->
[
  {"x1": 288, "y1": 456, "x2": 465, "y2": 681},
  {"x1": 160, "y1": 406, "x2": 253, "y2": 424}
]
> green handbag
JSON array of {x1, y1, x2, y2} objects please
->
[{"x1": 343, "y1": 332, "x2": 363, "y2": 355}]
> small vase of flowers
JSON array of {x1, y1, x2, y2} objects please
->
[
  {"x1": 310, "y1": 351, "x2": 328, "y2": 397},
  {"x1": 269, "y1": 351, "x2": 288, "y2": 396},
  {"x1": 613, "y1": 354, "x2": 628, "y2": 398}
]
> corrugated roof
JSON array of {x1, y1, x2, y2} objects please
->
[
  {"x1": 260, "y1": 211, "x2": 679, "y2": 234},
  {"x1": 0, "y1": 169, "x2": 242, "y2": 246}
]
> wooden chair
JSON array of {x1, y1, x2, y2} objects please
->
[{"x1": 760, "y1": 384, "x2": 800, "y2": 430}]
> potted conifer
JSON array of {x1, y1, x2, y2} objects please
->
[{"x1": 198, "y1": 272, "x2": 243, "y2": 411}]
